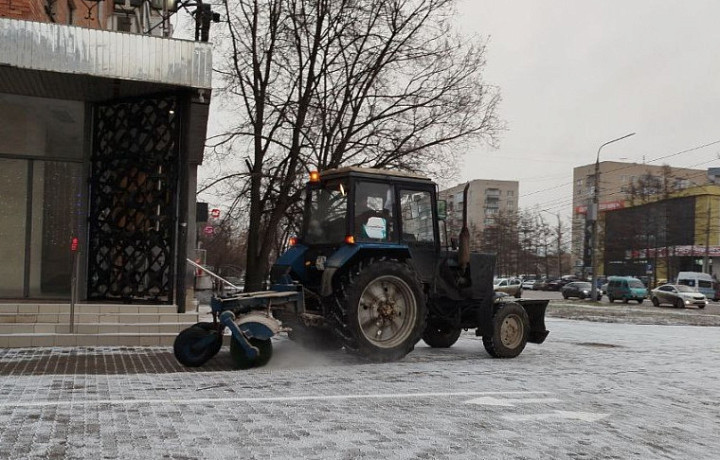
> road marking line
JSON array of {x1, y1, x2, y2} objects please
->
[
  {"x1": 503, "y1": 411, "x2": 608, "y2": 422},
  {"x1": 465, "y1": 396, "x2": 561, "y2": 407},
  {"x1": 0, "y1": 390, "x2": 551, "y2": 408}
]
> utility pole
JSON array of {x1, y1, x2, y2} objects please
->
[
  {"x1": 555, "y1": 213, "x2": 563, "y2": 275},
  {"x1": 590, "y1": 133, "x2": 636, "y2": 301},
  {"x1": 703, "y1": 199, "x2": 711, "y2": 273}
]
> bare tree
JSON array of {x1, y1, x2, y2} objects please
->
[
  {"x1": 208, "y1": 0, "x2": 503, "y2": 290},
  {"x1": 626, "y1": 164, "x2": 679, "y2": 206},
  {"x1": 480, "y1": 210, "x2": 518, "y2": 276},
  {"x1": 198, "y1": 217, "x2": 249, "y2": 279}
]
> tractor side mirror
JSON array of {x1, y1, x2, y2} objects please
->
[{"x1": 437, "y1": 200, "x2": 447, "y2": 221}]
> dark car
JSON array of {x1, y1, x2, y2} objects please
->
[
  {"x1": 544, "y1": 279, "x2": 562, "y2": 291},
  {"x1": 561, "y1": 281, "x2": 602, "y2": 300}
]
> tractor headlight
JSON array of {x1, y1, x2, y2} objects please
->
[{"x1": 315, "y1": 256, "x2": 327, "y2": 270}]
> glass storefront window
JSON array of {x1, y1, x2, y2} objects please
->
[
  {"x1": 0, "y1": 93, "x2": 84, "y2": 160},
  {"x1": 29, "y1": 162, "x2": 84, "y2": 297},
  {"x1": 0, "y1": 93, "x2": 86, "y2": 299},
  {"x1": 0, "y1": 159, "x2": 28, "y2": 297}
]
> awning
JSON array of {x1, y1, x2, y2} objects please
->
[{"x1": 0, "y1": 18, "x2": 212, "y2": 101}]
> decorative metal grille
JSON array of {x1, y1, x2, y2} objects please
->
[{"x1": 87, "y1": 96, "x2": 180, "y2": 302}]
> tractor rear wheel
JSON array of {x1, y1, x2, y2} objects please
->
[
  {"x1": 422, "y1": 322, "x2": 462, "y2": 348},
  {"x1": 173, "y1": 322, "x2": 223, "y2": 367},
  {"x1": 333, "y1": 260, "x2": 426, "y2": 362},
  {"x1": 483, "y1": 302, "x2": 530, "y2": 359}
]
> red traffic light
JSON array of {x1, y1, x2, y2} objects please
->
[{"x1": 70, "y1": 237, "x2": 79, "y2": 252}]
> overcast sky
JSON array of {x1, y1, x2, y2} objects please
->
[{"x1": 453, "y1": 0, "x2": 720, "y2": 218}]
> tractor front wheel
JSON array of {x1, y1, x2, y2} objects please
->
[
  {"x1": 173, "y1": 322, "x2": 223, "y2": 367},
  {"x1": 483, "y1": 302, "x2": 530, "y2": 359}
]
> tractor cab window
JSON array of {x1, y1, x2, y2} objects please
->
[
  {"x1": 304, "y1": 179, "x2": 348, "y2": 244},
  {"x1": 399, "y1": 190, "x2": 435, "y2": 244},
  {"x1": 354, "y1": 181, "x2": 395, "y2": 241}
]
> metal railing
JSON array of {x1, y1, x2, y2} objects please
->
[{"x1": 186, "y1": 258, "x2": 244, "y2": 294}]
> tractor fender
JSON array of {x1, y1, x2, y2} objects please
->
[
  {"x1": 320, "y1": 243, "x2": 411, "y2": 296},
  {"x1": 271, "y1": 244, "x2": 308, "y2": 283}
]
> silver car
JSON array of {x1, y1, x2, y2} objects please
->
[
  {"x1": 493, "y1": 278, "x2": 523, "y2": 298},
  {"x1": 650, "y1": 284, "x2": 708, "y2": 309}
]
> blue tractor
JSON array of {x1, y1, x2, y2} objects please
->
[{"x1": 174, "y1": 167, "x2": 549, "y2": 368}]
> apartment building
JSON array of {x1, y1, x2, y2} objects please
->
[{"x1": 439, "y1": 179, "x2": 519, "y2": 248}]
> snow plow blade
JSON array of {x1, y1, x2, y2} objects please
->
[{"x1": 515, "y1": 299, "x2": 550, "y2": 344}]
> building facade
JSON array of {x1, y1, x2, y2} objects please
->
[
  {"x1": 439, "y1": 179, "x2": 519, "y2": 248},
  {"x1": 571, "y1": 161, "x2": 708, "y2": 276},
  {"x1": 0, "y1": 2, "x2": 212, "y2": 311},
  {"x1": 602, "y1": 185, "x2": 720, "y2": 285}
]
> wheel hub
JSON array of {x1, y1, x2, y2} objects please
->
[
  {"x1": 377, "y1": 300, "x2": 396, "y2": 319},
  {"x1": 357, "y1": 275, "x2": 416, "y2": 348},
  {"x1": 500, "y1": 314, "x2": 523, "y2": 349}
]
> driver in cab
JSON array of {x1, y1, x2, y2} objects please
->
[{"x1": 354, "y1": 183, "x2": 394, "y2": 241}]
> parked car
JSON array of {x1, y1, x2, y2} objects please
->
[
  {"x1": 221, "y1": 276, "x2": 245, "y2": 295},
  {"x1": 533, "y1": 278, "x2": 548, "y2": 290},
  {"x1": 521, "y1": 278, "x2": 537, "y2": 290},
  {"x1": 600, "y1": 282, "x2": 609, "y2": 295},
  {"x1": 493, "y1": 278, "x2": 523, "y2": 298},
  {"x1": 561, "y1": 281, "x2": 602, "y2": 300},
  {"x1": 606, "y1": 276, "x2": 647, "y2": 303},
  {"x1": 650, "y1": 284, "x2": 708, "y2": 309},
  {"x1": 544, "y1": 279, "x2": 561, "y2": 291},
  {"x1": 543, "y1": 278, "x2": 567, "y2": 291}
]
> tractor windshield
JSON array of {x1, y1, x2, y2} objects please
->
[{"x1": 303, "y1": 179, "x2": 348, "y2": 244}]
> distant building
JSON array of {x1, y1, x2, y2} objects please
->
[
  {"x1": 439, "y1": 179, "x2": 519, "y2": 248},
  {"x1": 571, "y1": 161, "x2": 708, "y2": 275},
  {"x1": 602, "y1": 184, "x2": 720, "y2": 285}
]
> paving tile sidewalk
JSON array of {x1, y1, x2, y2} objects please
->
[{"x1": 0, "y1": 346, "x2": 234, "y2": 376}]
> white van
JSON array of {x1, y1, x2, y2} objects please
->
[{"x1": 675, "y1": 272, "x2": 718, "y2": 301}]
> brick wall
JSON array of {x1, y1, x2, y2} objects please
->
[{"x1": 0, "y1": 0, "x2": 105, "y2": 28}]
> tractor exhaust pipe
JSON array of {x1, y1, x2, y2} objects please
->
[{"x1": 458, "y1": 183, "x2": 471, "y2": 272}]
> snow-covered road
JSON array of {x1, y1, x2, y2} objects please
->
[{"x1": 0, "y1": 318, "x2": 718, "y2": 459}]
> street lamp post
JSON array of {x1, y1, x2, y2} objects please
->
[{"x1": 590, "y1": 132, "x2": 636, "y2": 301}]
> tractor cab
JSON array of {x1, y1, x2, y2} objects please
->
[
  {"x1": 273, "y1": 167, "x2": 441, "y2": 296},
  {"x1": 302, "y1": 166, "x2": 439, "y2": 248}
]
